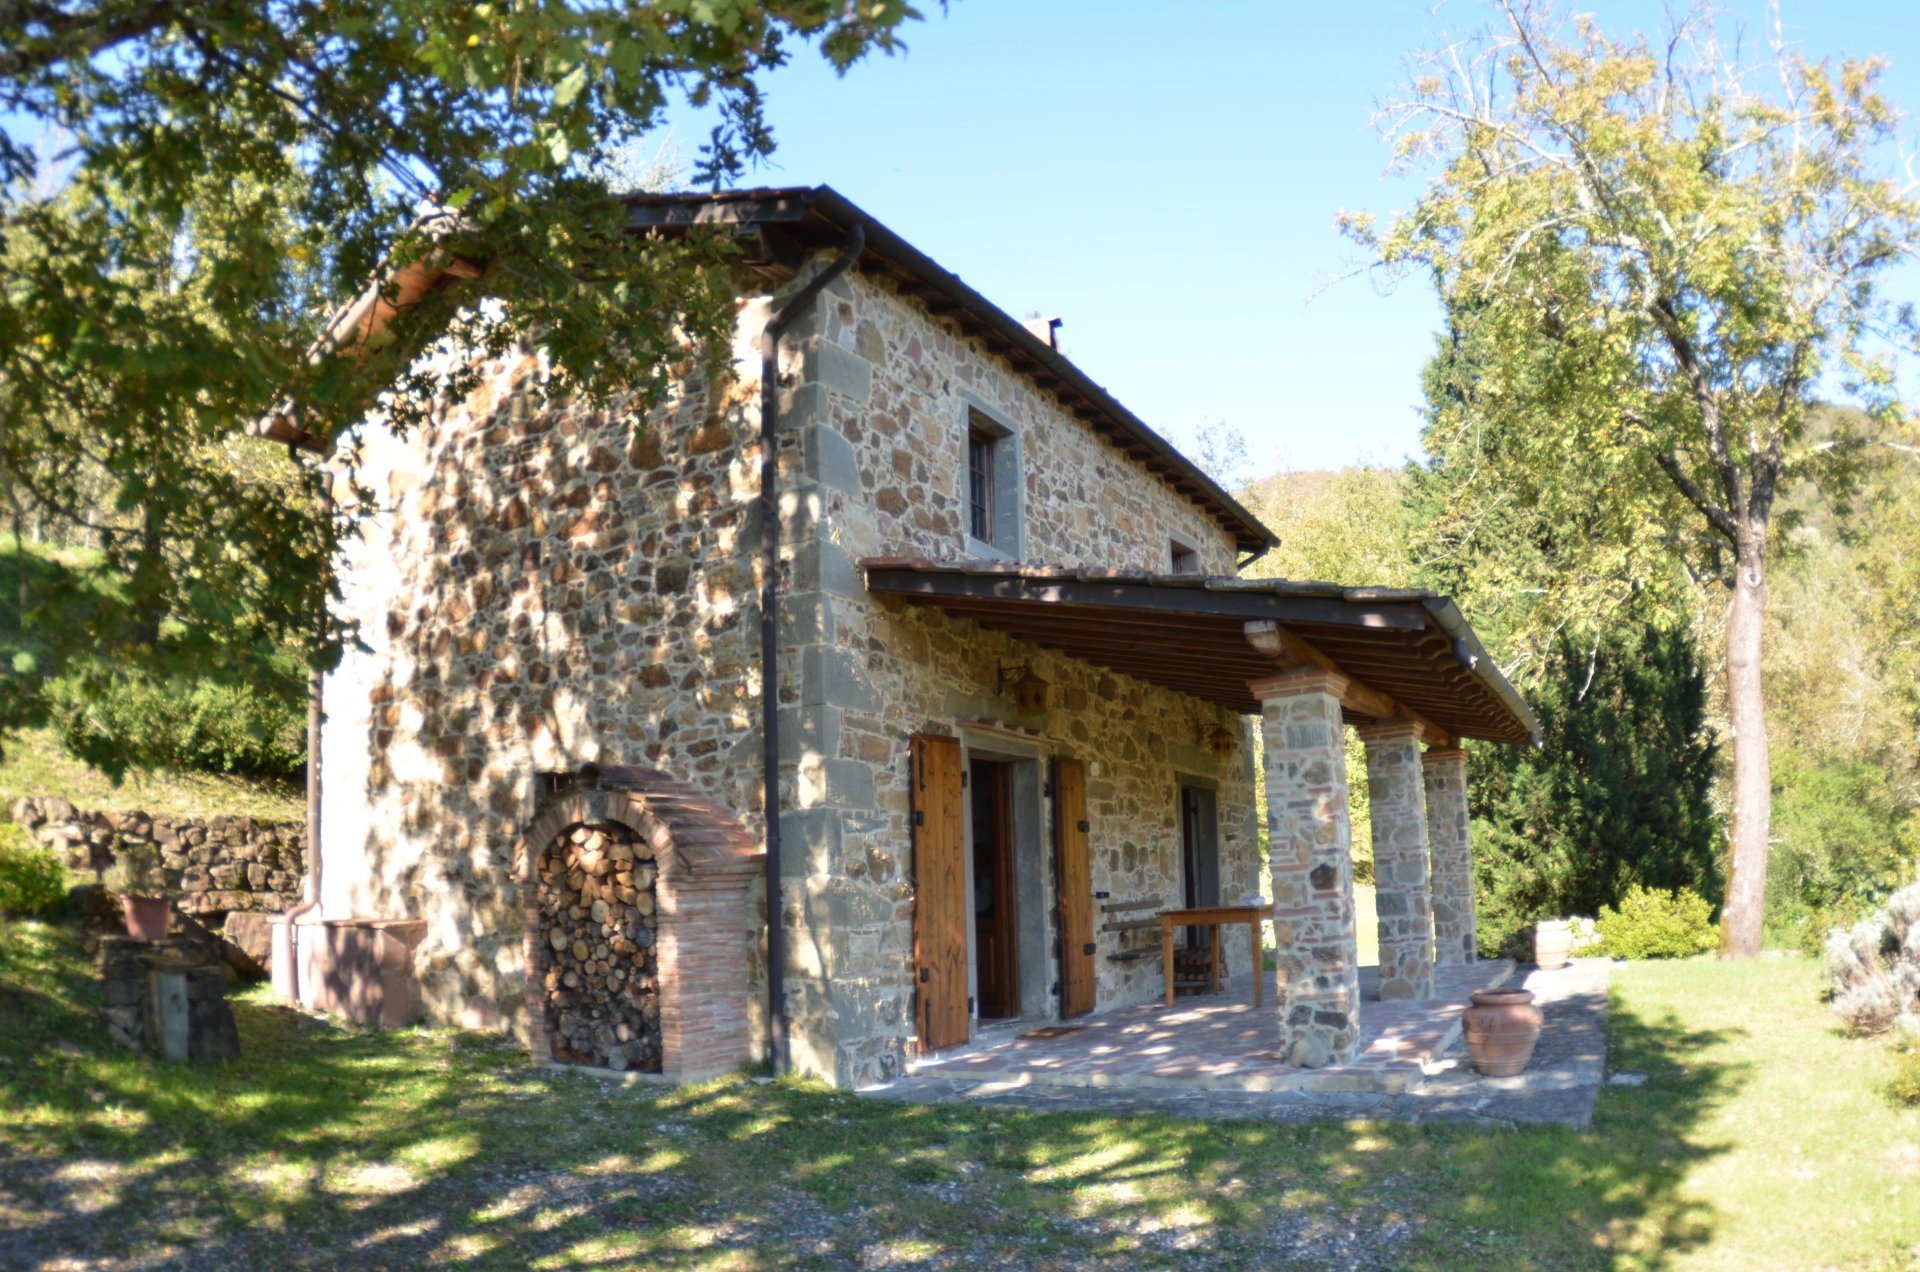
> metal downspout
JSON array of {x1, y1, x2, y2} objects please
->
[
  {"x1": 759, "y1": 224, "x2": 865, "y2": 1076},
  {"x1": 274, "y1": 465, "x2": 329, "y2": 1005}
]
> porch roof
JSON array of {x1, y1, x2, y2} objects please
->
[{"x1": 861, "y1": 558, "x2": 1539, "y2": 747}]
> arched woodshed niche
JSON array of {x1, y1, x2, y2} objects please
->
[{"x1": 515, "y1": 764, "x2": 762, "y2": 1082}]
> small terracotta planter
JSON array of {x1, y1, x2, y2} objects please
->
[
  {"x1": 122, "y1": 895, "x2": 173, "y2": 942},
  {"x1": 1463, "y1": 987, "x2": 1543, "y2": 1076},
  {"x1": 1533, "y1": 920, "x2": 1573, "y2": 970}
]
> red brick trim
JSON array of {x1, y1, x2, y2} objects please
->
[
  {"x1": 1247, "y1": 668, "x2": 1350, "y2": 701},
  {"x1": 514, "y1": 766, "x2": 763, "y2": 1082}
]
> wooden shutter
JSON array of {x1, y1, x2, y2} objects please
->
[
  {"x1": 911, "y1": 734, "x2": 969, "y2": 1052},
  {"x1": 1053, "y1": 756, "x2": 1096, "y2": 1018}
]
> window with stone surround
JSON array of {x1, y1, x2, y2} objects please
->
[
  {"x1": 962, "y1": 402, "x2": 1022, "y2": 559},
  {"x1": 1169, "y1": 537, "x2": 1200, "y2": 575},
  {"x1": 968, "y1": 425, "x2": 996, "y2": 543}
]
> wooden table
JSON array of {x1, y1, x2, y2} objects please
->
[{"x1": 1158, "y1": 906, "x2": 1271, "y2": 1008}]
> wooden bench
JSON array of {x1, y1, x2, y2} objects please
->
[{"x1": 1100, "y1": 898, "x2": 1166, "y2": 963}]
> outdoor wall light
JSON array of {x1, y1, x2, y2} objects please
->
[
  {"x1": 997, "y1": 663, "x2": 1052, "y2": 713},
  {"x1": 1206, "y1": 724, "x2": 1237, "y2": 758}
]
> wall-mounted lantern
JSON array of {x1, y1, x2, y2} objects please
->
[
  {"x1": 998, "y1": 663, "x2": 1052, "y2": 713},
  {"x1": 1206, "y1": 724, "x2": 1237, "y2": 759}
]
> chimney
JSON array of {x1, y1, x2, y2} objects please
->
[{"x1": 1023, "y1": 315, "x2": 1062, "y2": 350}]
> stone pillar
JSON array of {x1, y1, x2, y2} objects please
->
[
  {"x1": 1422, "y1": 747, "x2": 1477, "y2": 965},
  {"x1": 1253, "y1": 669, "x2": 1360, "y2": 1068},
  {"x1": 1358, "y1": 722, "x2": 1434, "y2": 1000}
]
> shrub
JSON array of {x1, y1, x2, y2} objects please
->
[
  {"x1": 1765, "y1": 751, "x2": 1920, "y2": 953},
  {"x1": 1825, "y1": 882, "x2": 1920, "y2": 1036},
  {"x1": 48, "y1": 670, "x2": 305, "y2": 781},
  {"x1": 1468, "y1": 623, "x2": 1722, "y2": 958},
  {"x1": 1891, "y1": 1047, "x2": 1920, "y2": 1108},
  {"x1": 0, "y1": 823, "x2": 69, "y2": 917},
  {"x1": 1594, "y1": 885, "x2": 1720, "y2": 959},
  {"x1": 101, "y1": 842, "x2": 162, "y2": 898}
]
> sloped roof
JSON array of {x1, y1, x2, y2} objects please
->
[
  {"x1": 621, "y1": 186, "x2": 1277, "y2": 557},
  {"x1": 263, "y1": 186, "x2": 1277, "y2": 558}
]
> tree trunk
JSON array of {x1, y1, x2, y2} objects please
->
[{"x1": 1719, "y1": 526, "x2": 1771, "y2": 957}]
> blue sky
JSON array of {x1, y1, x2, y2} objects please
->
[{"x1": 661, "y1": 0, "x2": 1920, "y2": 478}]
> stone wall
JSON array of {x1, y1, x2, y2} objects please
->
[
  {"x1": 804, "y1": 269, "x2": 1240, "y2": 576},
  {"x1": 320, "y1": 251, "x2": 1264, "y2": 1081},
  {"x1": 770, "y1": 266, "x2": 1260, "y2": 1086},
  {"x1": 320, "y1": 302, "x2": 773, "y2": 1034},
  {"x1": 13, "y1": 797, "x2": 306, "y2": 919}
]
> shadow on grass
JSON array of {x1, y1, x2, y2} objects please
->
[{"x1": 1, "y1": 922, "x2": 1743, "y2": 1269}]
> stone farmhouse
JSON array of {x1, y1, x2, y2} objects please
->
[{"x1": 266, "y1": 187, "x2": 1537, "y2": 1089}]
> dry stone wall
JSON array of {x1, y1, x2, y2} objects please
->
[{"x1": 13, "y1": 797, "x2": 306, "y2": 919}]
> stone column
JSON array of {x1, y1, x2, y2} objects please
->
[
  {"x1": 1358, "y1": 722, "x2": 1434, "y2": 1000},
  {"x1": 1253, "y1": 669, "x2": 1360, "y2": 1068},
  {"x1": 1422, "y1": 747, "x2": 1477, "y2": 965}
]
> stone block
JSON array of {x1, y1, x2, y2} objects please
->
[
  {"x1": 790, "y1": 538, "x2": 863, "y2": 601},
  {"x1": 803, "y1": 424, "x2": 861, "y2": 496},
  {"x1": 814, "y1": 341, "x2": 872, "y2": 404},
  {"x1": 222, "y1": 913, "x2": 276, "y2": 978},
  {"x1": 799, "y1": 646, "x2": 878, "y2": 712}
]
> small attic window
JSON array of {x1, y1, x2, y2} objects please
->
[{"x1": 1170, "y1": 538, "x2": 1200, "y2": 575}]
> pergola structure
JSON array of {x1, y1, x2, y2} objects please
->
[{"x1": 863, "y1": 558, "x2": 1539, "y2": 1068}]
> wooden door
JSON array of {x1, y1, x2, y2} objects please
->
[
  {"x1": 971, "y1": 759, "x2": 1020, "y2": 1019},
  {"x1": 1180, "y1": 784, "x2": 1221, "y2": 951},
  {"x1": 911, "y1": 734, "x2": 968, "y2": 1051},
  {"x1": 1053, "y1": 757, "x2": 1095, "y2": 1018}
]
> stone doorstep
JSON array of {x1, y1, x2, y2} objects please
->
[{"x1": 892, "y1": 960, "x2": 1517, "y2": 1099}]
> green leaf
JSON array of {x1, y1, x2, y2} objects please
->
[{"x1": 553, "y1": 63, "x2": 589, "y2": 108}]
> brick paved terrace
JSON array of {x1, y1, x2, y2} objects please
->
[{"x1": 891, "y1": 959, "x2": 1516, "y2": 1097}]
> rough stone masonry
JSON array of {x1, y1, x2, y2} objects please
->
[
  {"x1": 1254, "y1": 669, "x2": 1361, "y2": 1068},
  {"x1": 13, "y1": 798, "x2": 306, "y2": 919},
  {"x1": 1359, "y1": 722, "x2": 1435, "y2": 1001}
]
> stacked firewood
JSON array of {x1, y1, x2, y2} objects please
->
[{"x1": 537, "y1": 822, "x2": 661, "y2": 1071}]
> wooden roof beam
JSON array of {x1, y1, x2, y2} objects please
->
[{"x1": 1243, "y1": 621, "x2": 1457, "y2": 748}]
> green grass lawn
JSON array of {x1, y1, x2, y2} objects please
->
[
  {"x1": 3, "y1": 919, "x2": 1917, "y2": 1270},
  {"x1": 0, "y1": 726, "x2": 305, "y2": 822}
]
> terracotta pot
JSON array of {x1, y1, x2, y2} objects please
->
[
  {"x1": 1463, "y1": 987, "x2": 1543, "y2": 1077},
  {"x1": 122, "y1": 895, "x2": 173, "y2": 942},
  {"x1": 1533, "y1": 920, "x2": 1573, "y2": 970}
]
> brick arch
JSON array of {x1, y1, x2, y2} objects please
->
[{"x1": 516, "y1": 764, "x2": 763, "y2": 1081}]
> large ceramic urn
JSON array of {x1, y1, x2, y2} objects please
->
[
  {"x1": 1462, "y1": 987, "x2": 1543, "y2": 1076},
  {"x1": 1533, "y1": 920, "x2": 1573, "y2": 970}
]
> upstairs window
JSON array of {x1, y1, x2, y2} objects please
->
[
  {"x1": 968, "y1": 425, "x2": 997, "y2": 544},
  {"x1": 1170, "y1": 538, "x2": 1200, "y2": 575},
  {"x1": 964, "y1": 406, "x2": 1021, "y2": 557}
]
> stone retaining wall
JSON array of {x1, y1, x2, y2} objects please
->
[{"x1": 11, "y1": 796, "x2": 307, "y2": 919}]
